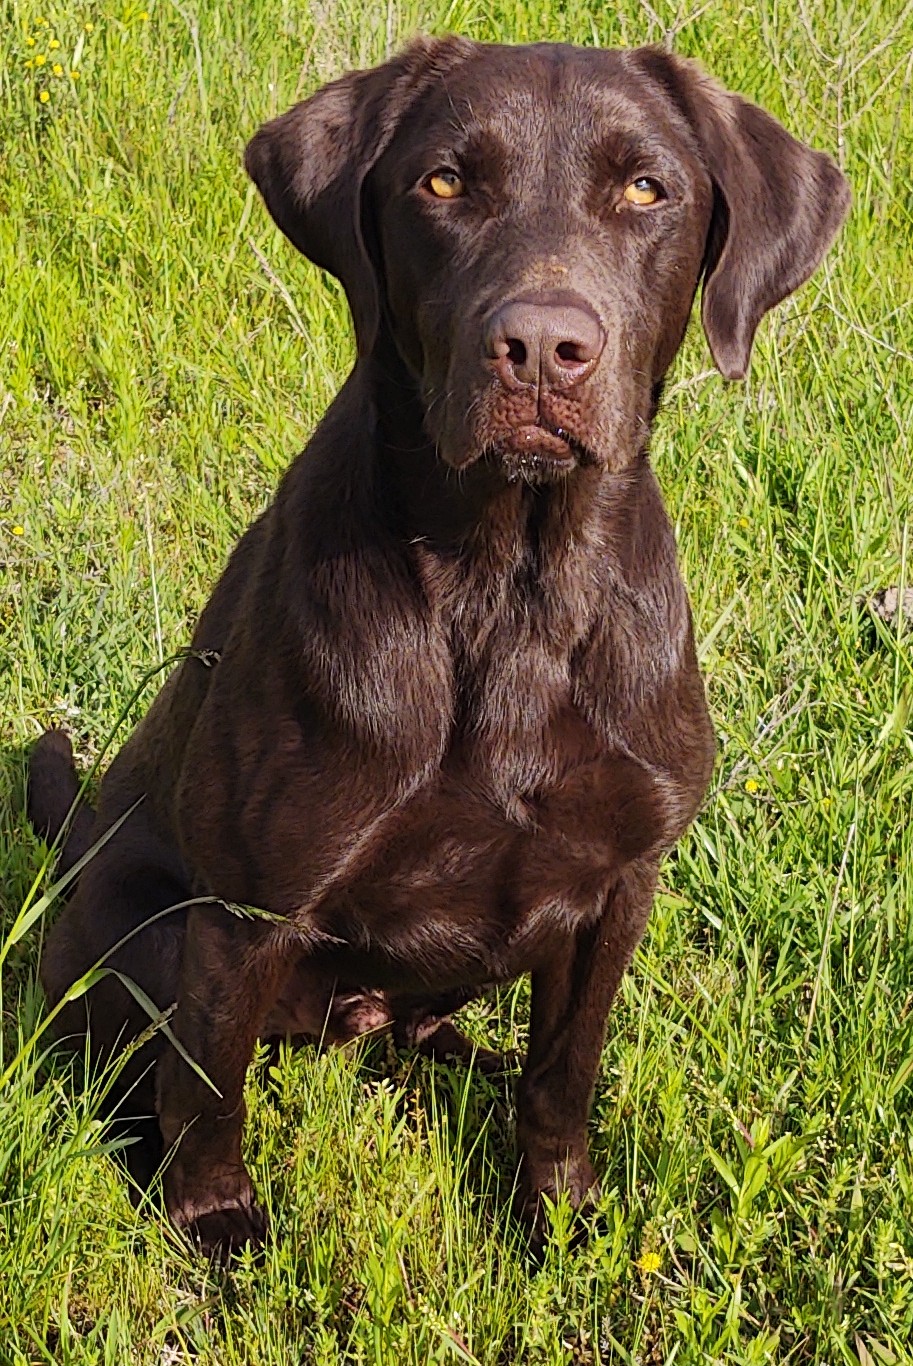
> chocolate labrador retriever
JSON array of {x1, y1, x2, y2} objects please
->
[{"x1": 29, "y1": 37, "x2": 849, "y2": 1256}]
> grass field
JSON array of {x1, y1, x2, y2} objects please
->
[{"x1": 2, "y1": 0, "x2": 913, "y2": 1360}]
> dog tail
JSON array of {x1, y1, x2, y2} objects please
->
[{"x1": 27, "y1": 730, "x2": 97, "y2": 878}]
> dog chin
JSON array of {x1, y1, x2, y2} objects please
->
[
  {"x1": 498, "y1": 449, "x2": 576, "y2": 484},
  {"x1": 490, "y1": 424, "x2": 595, "y2": 484},
  {"x1": 436, "y1": 422, "x2": 600, "y2": 482}
]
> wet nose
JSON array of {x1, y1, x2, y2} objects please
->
[{"x1": 483, "y1": 291, "x2": 605, "y2": 389}]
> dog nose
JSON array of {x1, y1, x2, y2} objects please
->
[{"x1": 484, "y1": 291, "x2": 605, "y2": 389}]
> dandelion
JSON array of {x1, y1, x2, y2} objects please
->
[
  {"x1": 637, "y1": 1250, "x2": 662, "y2": 1274},
  {"x1": 52, "y1": 62, "x2": 63, "y2": 75},
  {"x1": 25, "y1": 36, "x2": 36, "y2": 46},
  {"x1": 744, "y1": 777, "x2": 760, "y2": 794},
  {"x1": 84, "y1": 21, "x2": 95, "y2": 32},
  {"x1": 25, "y1": 58, "x2": 34, "y2": 68},
  {"x1": 738, "y1": 516, "x2": 750, "y2": 529},
  {"x1": 49, "y1": 37, "x2": 60, "y2": 49},
  {"x1": 71, "y1": 68, "x2": 80, "y2": 79},
  {"x1": 35, "y1": 52, "x2": 47, "y2": 65},
  {"x1": 12, "y1": 526, "x2": 25, "y2": 536},
  {"x1": 140, "y1": 10, "x2": 150, "y2": 18},
  {"x1": 39, "y1": 89, "x2": 50, "y2": 102}
]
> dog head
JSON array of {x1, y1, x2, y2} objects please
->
[{"x1": 246, "y1": 39, "x2": 849, "y2": 481}]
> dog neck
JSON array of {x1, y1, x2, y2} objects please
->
[
  {"x1": 360, "y1": 350, "x2": 650, "y2": 579},
  {"x1": 278, "y1": 353, "x2": 686, "y2": 769}
]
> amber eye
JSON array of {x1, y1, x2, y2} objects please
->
[
  {"x1": 426, "y1": 170, "x2": 465, "y2": 199},
  {"x1": 622, "y1": 177, "x2": 662, "y2": 206}
]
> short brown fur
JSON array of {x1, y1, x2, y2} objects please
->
[{"x1": 29, "y1": 37, "x2": 848, "y2": 1257}]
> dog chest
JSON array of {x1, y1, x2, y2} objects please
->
[{"x1": 308, "y1": 743, "x2": 669, "y2": 989}]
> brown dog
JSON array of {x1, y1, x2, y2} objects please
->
[{"x1": 28, "y1": 37, "x2": 848, "y2": 1257}]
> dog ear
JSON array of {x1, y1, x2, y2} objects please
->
[
  {"x1": 636, "y1": 50, "x2": 851, "y2": 379},
  {"x1": 245, "y1": 37, "x2": 474, "y2": 355}
]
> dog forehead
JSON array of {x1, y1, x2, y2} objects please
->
[{"x1": 389, "y1": 43, "x2": 692, "y2": 168}]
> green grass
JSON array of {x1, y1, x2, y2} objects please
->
[{"x1": 2, "y1": 0, "x2": 912, "y2": 1360}]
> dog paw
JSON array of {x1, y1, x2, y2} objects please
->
[
  {"x1": 425, "y1": 1021, "x2": 514, "y2": 1074},
  {"x1": 515, "y1": 1150, "x2": 599, "y2": 1254},
  {"x1": 171, "y1": 1193, "x2": 268, "y2": 1262}
]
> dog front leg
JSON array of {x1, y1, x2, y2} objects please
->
[
  {"x1": 515, "y1": 861, "x2": 657, "y2": 1247},
  {"x1": 156, "y1": 904, "x2": 286, "y2": 1257}
]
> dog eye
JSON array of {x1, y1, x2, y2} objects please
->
[
  {"x1": 622, "y1": 177, "x2": 663, "y2": 207},
  {"x1": 425, "y1": 170, "x2": 465, "y2": 200}
]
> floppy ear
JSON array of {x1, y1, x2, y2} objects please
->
[
  {"x1": 245, "y1": 37, "x2": 474, "y2": 355},
  {"x1": 637, "y1": 50, "x2": 851, "y2": 379}
]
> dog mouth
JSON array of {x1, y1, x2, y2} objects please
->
[{"x1": 485, "y1": 422, "x2": 595, "y2": 483}]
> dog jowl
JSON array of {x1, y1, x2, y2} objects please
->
[{"x1": 29, "y1": 38, "x2": 849, "y2": 1257}]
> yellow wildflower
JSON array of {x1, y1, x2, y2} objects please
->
[
  {"x1": 49, "y1": 37, "x2": 60, "y2": 49},
  {"x1": 12, "y1": 526, "x2": 25, "y2": 536},
  {"x1": 25, "y1": 57, "x2": 34, "y2": 68},
  {"x1": 39, "y1": 89, "x2": 50, "y2": 102},
  {"x1": 738, "y1": 516, "x2": 750, "y2": 529},
  {"x1": 140, "y1": 10, "x2": 150, "y2": 18},
  {"x1": 637, "y1": 1250, "x2": 662, "y2": 1274},
  {"x1": 71, "y1": 68, "x2": 80, "y2": 79},
  {"x1": 25, "y1": 36, "x2": 36, "y2": 46},
  {"x1": 35, "y1": 52, "x2": 46, "y2": 65},
  {"x1": 84, "y1": 21, "x2": 95, "y2": 32},
  {"x1": 744, "y1": 777, "x2": 760, "y2": 794},
  {"x1": 52, "y1": 61, "x2": 63, "y2": 75}
]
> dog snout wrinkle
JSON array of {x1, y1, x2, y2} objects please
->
[{"x1": 484, "y1": 290, "x2": 605, "y2": 391}]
